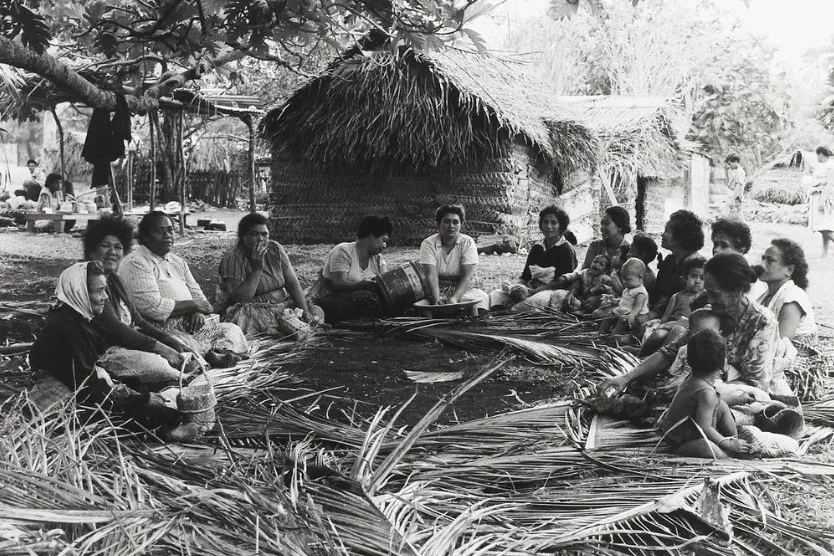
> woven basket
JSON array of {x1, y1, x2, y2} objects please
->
[{"x1": 176, "y1": 359, "x2": 216, "y2": 433}]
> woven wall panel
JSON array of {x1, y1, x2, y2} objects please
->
[{"x1": 269, "y1": 151, "x2": 595, "y2": 246}]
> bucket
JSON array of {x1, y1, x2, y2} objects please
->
[{"x1": 376, "y1": 261, "x2": 428, "y2": 315}]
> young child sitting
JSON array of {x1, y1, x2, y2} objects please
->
[
  {"x1": 561, "y1": 254, "x2": 614, "y2": 313},
  {"x1": 606, "y1": 244, "x2": 630, "y2": 295},
  {"x1": 594, "y1": 258, "x2": 649, "y2": 334},
  {"x1": 627, "y1": 233, "x2": 658, "y2": 294},
  {"x1": 663, "y1": 308, "x2": 768, "y2": 406},
  {"x1": 641, "y1": 254, "x2": 706, "y2": 355},
  {"x1": 659, "y1": 328, "x2": 751, "y2": 459}
]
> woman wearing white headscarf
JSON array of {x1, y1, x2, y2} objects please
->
[{"x1": 28, "y1": 262, "x2": 201, "y2": 440}]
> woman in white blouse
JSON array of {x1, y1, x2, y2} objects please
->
[
  {"x1": 756, "y1": 238, "x2": 817, "y2": 345},
  {"x1": 309, "y1": 216, "x2": 391, "y2": 323},
  {"x1": 419, "y1": 205, "x2": 489, "y2": 316}
]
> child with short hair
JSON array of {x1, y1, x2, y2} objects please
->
[
  {"x1": 660, "y1": 328, "x2": 751, "y2": 459},
  {"x1": 595, "y1": 258, "x2": 649, "y2": 334},
  {"x1": 560, "y1": 254, "x2": 614, "y2": 313},
  {"x1": 628, "y1": 233, "x2": 658, "y2": 293},
  {"x1": 641, "y1": 254, "x2": 706, "y2": 354}
]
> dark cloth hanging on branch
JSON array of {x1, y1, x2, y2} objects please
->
[{"x1": 82, "y1": 94, "x2": 132, "y2": 187}]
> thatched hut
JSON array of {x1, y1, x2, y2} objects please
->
[
  {"x1": 749, "y1": 150, "x2": 813, "y2": 205},
  {"x1": 260, "y1": 45, "x2": 599, "y2": 245},
  {"x1": 557, "y1": 96, "x2": 699, "y2": 234}
]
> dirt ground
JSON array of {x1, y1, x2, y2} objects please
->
[
  {"x1": 3, "y1": 209, "x2": 833, "y2": 417},
  {"x1": 2, "y1": 209, "x2": 834, "y2": 531}
]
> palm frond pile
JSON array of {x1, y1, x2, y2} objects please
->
[{"x1": 2, "y1": 324, "x2": 834, "y2": 555}]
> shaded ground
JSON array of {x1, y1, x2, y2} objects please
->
[{"x1": 2, "y1": 210, "x2": 834, "y2": 532}]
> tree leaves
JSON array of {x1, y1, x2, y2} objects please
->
[{"x1": 0, "y1": 0, "x2": 52, "y2": 54}]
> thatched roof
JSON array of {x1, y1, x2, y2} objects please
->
[
  {"x1": 259, "y1": 46, "x2": 598, "y2": 174},
  {"x1": 556, "y1": 96, "x2": 683, "y2": 186}
]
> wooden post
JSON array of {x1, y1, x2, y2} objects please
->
[
  {"x1": 108, "y1": 164, "x2": 124, "y2": 217},
  {"x1": 126, "y1": 150, "x2": 134, "y2": 212},
  {"x1": 149, "y1": 112, "x2": 157, "y2": 211},
  {"x1": 49, "y1": 105, "x2": 65, "y2": 187},
  {"x1": 178, "y1": 109, "x2": 186, "y2": 235},
  {"x1": 245, "y1": 115, "x2": 256, "y2": 213}
]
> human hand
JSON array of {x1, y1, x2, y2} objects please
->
[
  {"x1": 597, "y1": 375, "x2": 628, "y2": 398},
  {"x1": 447, "y1": 295, "x2": 460, "y2": 304},
  {"x1": 250, "y1": 241, "x2": 268, "y2": 270},
  {"x1": 184, "y1": 312, "x2": 206, "y2": 334},
  {"x1": 303, "y1": 308, "x2": 319, "y2": 324},
  {"x1": 626, "y1": 314, "x2": 636, "y2": 328},
  {"x1": 160, "y1": 349, "x2": 186, "y2": 369},
  {"x1": 656, "y1": 381, "x2": 678, "y2": 398},
  {"x1": 195, "y1": 299, "x2": 213, "y2": 314},
  {"x1": 722, "y1": 391, "x2": 757, "y2": 406}
]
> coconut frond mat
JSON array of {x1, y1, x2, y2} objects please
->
[{"x1": 3, "y1": 333, "x2": 834, "y2": 554}]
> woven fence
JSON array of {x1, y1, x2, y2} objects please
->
[{"x1": 268, "y1": 146, "x2": 597, "y2": 246}]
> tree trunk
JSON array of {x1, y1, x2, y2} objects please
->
[
  {"x1": 245, "y1": 115, "x2": 257, "y2": 213},
  {"x1": 48, "y1": 105, "x2": 65, "y2": 185},
  {"x1": 0, "y1": 36, "x2": 245, "y2": 113},
  {"x1": 149, "y1": 111, "x2": 158, "y2": 210}
]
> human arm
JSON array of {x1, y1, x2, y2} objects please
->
[
  {"x1": 95, "y1": 301, "x2": 187, "y2": 368},
  {"x1": 731, "y1": 316, "x2": 778, "y2": 389},
  {"x1": 776, "y1": 302, "x2": 804, "y2": 341},
  {"x1": 598, "y1": 351, "x2": 673, "y2": 397},
  {"x1": 659, "y1": 293, "x2": 678, "y2": 324},
  {"x1": 450, "y1": 264, "x2": 476, "y2": 303},
  {"x1": 624, "y1": 292, "x2": 647, "y2": 327},
  {"x1": 421, "y1": 263, "x2": 441, "y2": 304},
  {"x1": 609, "y1": 273, "x2": 623, "y2": 296},
  {"x1": 282, "y1": 253, "x2": 317, "y2": 322},
  {"x1": 581, "y1": 242, "x2": 597, "y2": 270}
]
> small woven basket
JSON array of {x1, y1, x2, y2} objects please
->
[{"x1": 176, "y1": 357, "x2": 216, "y2": 433}]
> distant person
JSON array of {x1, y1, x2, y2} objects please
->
[
  {"x1": 725, "y1": 154, "x2": 746, "y2": 216},
  {"x1": 15, "y1": 158, "x2": 45, "y2": 201},
  {"x1": 808, "y1": 145, "x2": 834, "y2": 256}
]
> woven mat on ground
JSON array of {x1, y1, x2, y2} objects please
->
[{"x1": 584, "y1": 413, "x2": 834, "y2": 473}]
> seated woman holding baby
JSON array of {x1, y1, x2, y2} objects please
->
[
  {"x1": 488, "y1": 205, "x2": 577, "y2": 311},
  {"x1": 600, "y1": 253, "x2": 787, "y2": 400}
]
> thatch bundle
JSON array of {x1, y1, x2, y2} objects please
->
[
  {"x1": 260, "y1": 46, "x2": 598, "y2": 175},
  {"x1": 749, "y1": 150, "x2": 813, "y2": 205}
]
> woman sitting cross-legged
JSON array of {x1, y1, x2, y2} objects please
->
[
  {"x1": 217, "y1": 213, "x2": 322, "y2": 334},
  {"x1": 419, "y1": 204, "x2": 489, "y2": 317},
  {"x1": 488, "y1": 205, "x2": 577, "y2": 312},
  {"x1": 83, "y1": 217, "x2": 199, "y2": 381},
  {"x1": 28, "y1": 262, "x2": 201, "y2": 441},
  {"x1": 308, "y1": 216, "x2": 392, "y2": 324},
  {"x1": 118, "y1": 211, "x2": 248, "y2": 365}
]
